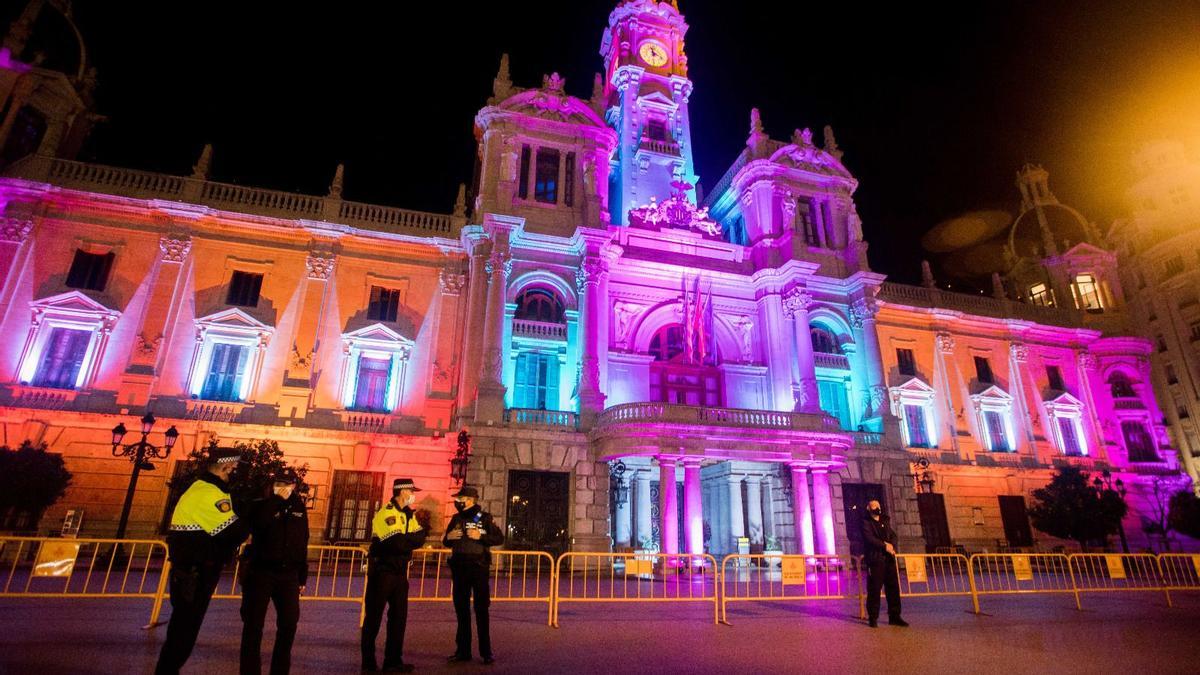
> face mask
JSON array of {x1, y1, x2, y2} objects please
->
[
  {"x1": 868, "y1": 508, "x2": 882, "y2": 516},
  {"x1": 454, "y1": 501, "x2": 466, "y2": 513},
  {"x1": 405, "y1": 494, "x2": 416, "y2": 506}
]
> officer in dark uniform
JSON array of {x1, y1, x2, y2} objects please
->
[
  {"x1": 361, "y1": 478, "x2": 427, "y2": 673},
  {"x1": 862, "y1": 499, "x2": 908, "y2": 628},
  {"x1": 239, "y1": 467, "x2": 309, "y2": 675},
  {"x1": 443, "y1": 486, "x2": 503, "y2": 665},
  {"x1": 156, "y1": 447, "x2": 251, "y2": 675}
]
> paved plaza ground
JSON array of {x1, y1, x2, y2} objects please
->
[{"x1": 1, "y1": 592, "x2": 1197, "y2": 674}]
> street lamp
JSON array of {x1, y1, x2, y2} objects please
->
[
  {"x1": 450, "y1": 429, "x2": 472, "y2": 485},
  {"x1": 914, "y1": 457, "x2": 936, "y2": 494},
  {"x1": 1093, "y1": 470, "x2": 1128, "y2": 553},
  {"x1": 111, "y1": 412, "x2": 179, "y2": 539},
  {"x1": 610, "y1": 461, "x2": 629, "y2": 508}
]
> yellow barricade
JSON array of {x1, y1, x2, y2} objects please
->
[
  {"x1": 1068, "y1": 553, "x2": 1167, "y2": 607},
  {"x1": 210, "y1": 544, "x2": 371, "y2": 625},
  {"x1": 894, "y1": 554, "x2": 973, "y2": 609},
  {"x1": 409, "y1": 548, "x2": 556, "y2": 625},
  {"x1": 1158, "y1": 553, "x2": 1200, "y2": 606},
  {"x1": 553, "y1": 552, "x2": 718, "y2": 627},
  {"x1": 719, "y1": 554, "x2": 862, "y2": 624},
  {"x1": 0, "y1": 536, "x2": 171, "y2": 628},
  {"x1": 968, "y1": 553, "x2": 1077, "y2": 613}
]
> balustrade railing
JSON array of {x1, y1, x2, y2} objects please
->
[
  {"x1": 813, "y1": 352, "x2": 850, "y2": 370},
  {"x1": 597, "y1": 402, "x2": 843, "y2": 433},
  {"x1": 504, "y1": 408, "x2": 579, "y2": 430},
  {"x1": 878, "y1": 282, "x2": 1084, "y2": 329},
  {"x1": 511, "y1": 319, "x2": 568, "y2": 340}
]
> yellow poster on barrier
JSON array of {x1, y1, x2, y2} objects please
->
[
  {"x1": 905, "y1": 556, "x2": 927, "y2": 583},
  {"x1": 781, "y1": 557, "x2": 806, "y2": 586},
  {"x1": 1105, "y1": 554, "x2": 1126, "y2": 580},
  {"x1": 33, "y1": 541, "x2": 81, "y2": 577},
  {"x1": 625, "y1": 558, "x2": 653, "y2": 575},
  {"x1": 1012, "y1": 555, "x2": 1033, "y2": 581},
  {"x1": 1193, "y1": 555, "x2": 1200, "y2": 579}
]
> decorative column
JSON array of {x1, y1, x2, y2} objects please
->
[
  {"x1": 456, "y1": 230, "x2": 491, "y2": 419},
  {"x1": 811, "y1": 469, "x2": 836, "y2": 555},
  {"x1": 1008, "y1": 342, "x2": 1038, "y2": 453},
  {"x1": 754, "y1": 273, "x2": 794, "y2": 412},
  {"x1": 658, "y1": 457, "x2": 679, "y2": 555},
  {"x1": 850, "y1": 296, "x2": 887, "y2": 423},
  {"x1": 284, "y1": 253, "x2": 335, "y2": 383},
  {"x1": 784, "y1": 287, "x2": 820, "y2": 412},
  {"x1": 761, "y1": 476, "x2": 777, "y2": 544},
  {"x1": 0, "y1": 217, "x2": 34, "y2": 330},
  {"x1": 682, "y1": 458, "x2": 704, "y2": 556},
  {"x1": 745, "y1": 476, "x2": 764, "y2": 546},
  {"x1": 474, "y1": 246, "x2": 512, "y2": 424},
  {"x1": 934, "y1": 332, "x2": 960, "y2": 455},
  {"x1": 615, "y1": 471, "x2": 633, "y2": 548},
  {"x1": 789, "y1": 463, "x2": 815, "y2": 555},
  {"x1": 636, "y1": 470, "x2": 653, "y2": 548},
  {"x1": 1076, "y1": 352, "x2": 1107, "y2": 459},
  {"x1": 577, "y1": 250, "x2": 613, "y2": 427},
  {"x1": 726, "y1": 475, "x2": 745, "y2": 550}
]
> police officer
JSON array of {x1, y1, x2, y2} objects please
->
[
  {"x1": 239, "y1": 467, "x2": 309, "y2": 675},
  {"x1": 443, "y1": 486, "x2": 503, "y2": 665},
  {"x1": 362, "y1": 478, "x2": 427, "y2": 673},
  {"x1": 862, "y1": 499, "x2": 908, "y2": 628},
  {"x1": 156, "y1": 447, "x2": 251, "y2": 675}
]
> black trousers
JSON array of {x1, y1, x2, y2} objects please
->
[
  {"x1": 451, "y1": 562, "x2": 492, "y2": 658},
  {"x1": 155, "y1": 564, "x2": 223, "y2": 675},
  {"x1": 239, "y1": 567, "x2": 301, "y2": 675},
  {"x1": 866, "y1": 555, "x2": 902, "y2": 621},
  {"x1": 361, "y1": 566, "x2": 410, "y2": 668}
]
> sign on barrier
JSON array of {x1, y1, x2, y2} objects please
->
[
  {"x1": 33, "y1": 542, "x2": 81, "y2": 578},
  {"x1": 905, "y1": 556, "x2": 927, "y2": 583},
  {"x1": 1012, "y1": 555, "x2": 1033, "y2": 581},
  {"x1": 555, "y1": 552, "x2": 718, "y2": 627},
  {"x1": 1104, "y1": 554, "x2": 1126, "y2": 580},
  {"x1": 720, "y1": 554, "x2": 862, "y2": 624},
  {"x1": 1067, "y1": 553, "x2": 1166, "y2": 608},
  {"x1": 968, "y1": 553, "x2": 1078, "y2": 613},
  {"x1": 781, "y1": 558, "x2": 806, "y2": 586}
]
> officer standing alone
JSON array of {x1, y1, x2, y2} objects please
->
[
  {"x1": 361, "y1": 478, "x2": 427, "y2": 673},
  {"x1": 862, "y1": 499, "x2": 908, "y2": 628},
  {"x1": 239, "y1": 467, "x2": 309, "y2": 675},
  {"x1": 443, "y1": 486, "x2": 503, "y2": 665},
  {"x1": 156, "y1": 448, "x2": 251, "y2": 675}
]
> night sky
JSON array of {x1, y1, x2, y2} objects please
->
[{"x1": 9, "y1": 1, "x2": 1200, "y2": 285}]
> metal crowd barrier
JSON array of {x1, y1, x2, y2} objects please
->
[
  {"x1": 894, "y1": 554, "x2": 973, "y2": 610},
  {"x1": 968, "y1": 553, "x2": 1078, "y2": 613},
  {"x1": 719, "y1": 554, "x2": 862, "y2": 624},
  {"x1": 1068, "y1": 553, "x2": 1168, "y2": 607},
  {"x1": 1157, "y1": 553, "x2": 1200, "y2": 606},
  {"x1": 0, "y1": 536, "x2": 171, "y2": 628},
  {"x1": 553, "y1": 552, "x2": 718, "y2": 627},
  {"x1": 410, "y1": 548, "x2": 556, "y2": 625}
]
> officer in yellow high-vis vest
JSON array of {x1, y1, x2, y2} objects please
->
[
  {"x1": 156, "y1": 447, "x2": 251, "y2": 675},
  {"x1": 361, "y1": 478, "x2": 427, "y2": 673}
]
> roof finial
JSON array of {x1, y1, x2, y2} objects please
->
[
  {"x1": 920, "y1": 260, "x2": 936, "y2": 289},
  {"x1": 327, "y1": 163, "x2": 344, "y2": 199},
  {"x1": 991, "y1": 272, "x2": 1007, "y2": 300},
  {"x1": 2, "y1": 0, "x2": 43, "y2": 57},
  {"x1": 191, "y1": 144, "x2": 213, "y2": 180},
  {"x1": 823, "y1": 125, "x2": 842, "y2": 160},
  {"x1": 453, "y1": 183, "x2": 467, "y2": 218},
  {"x1": 492, "y1": 53, "x2": 512, "y2": 102},
  {"x1": 750, "y1": 107, "x2": 763, "y2": 135},
  {"x1": 747, "y1": 108, "x2": 769, "y2": 156}
]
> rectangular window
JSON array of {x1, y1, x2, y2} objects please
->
[
  {"x1": 325, "y1": 470, "x2": 384, "y2": 542},
  {"x1": 647, "y1": 118, "x2": 668, "y2": 141},
  {"x1": 563, "y1": 152, "x2": 576, "y2": 208},
  {"x1": 1028, "y1": 283, "x2": 1053, "y2": 307},
  {"x1": 513, "y1": 352, "x2": 559, "y2": 410},
  {"x1": 32, "y1": 327, "x2": 91, "y2": 389},
  {"x1": 903, "y1": 404, "x2": 930, "y2": 448},
  {"x1": 1057, "y1": 417, "x2": 1082, "y2": 456},
  {"x1": 818, "y1": 379, "x2": 852, "y2": 430},
  {"x1": 200, "y1": 342, "x2": 249, "y2": 401},
  {"x1": 65, "y1": 250, "x2": 114, "y2": 292},
  {"x1": 1072, "y1": 273, "x2": 1103, "y2": 310},
  {"x1": 518, "y1": 144, "x2": 531, "y2": 199},
  {"x1": 367, "y1": 285, "x2": 401, "y2": 323},
  {"x1": 1157, "y1": 335, "x2": 1169, "y2": 352},
  {"x1": 534, "y1": 148, "x2": 560, "y2": 204},
  {"x1": 896, "y1": 348, "x2": 917, "y2": 377},
  {"x1": 801, "y1": 201, "x2": 819, "y2": 246},
  {"x1": 353, "y1": 355, "x2": 391, "y2": 412},
  {"x1": 974, "y1": 356, "x2": 994, "y2": 384},
  {"x1": 1166, "y1": 364, "x2": 1179, "y2": 385},
  {"x1": 1046, "y1": 365, "x2": 1065, "y2": 391},
  {"x1": 983, "y1": 410, "x2": 1011, "y2": 452},
  {"x1": 1121, "y1": 421, "x2": 1158, "y2": 462},
  {"x1": 226, "y1": 271, "x2": 263, "y2": 307},
  {"x1": 1178, "y1": 406, "x2": 1190, "y2": 420},
  {"x1": 1191, "y1": 323, "x2": 1200, "y2": 342}
]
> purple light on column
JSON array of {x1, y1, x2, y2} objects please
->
[
  {"x1": 683, "y1": 458, "x2": 703, "y2": 556},
  {"x1": 789, "y1": 464, "x2": 815, "y2": 555},
  {"x1": 659, "y1": 457, "x2": 679, "y2": 555},
  {"x1": 811, "y1": 469, "x2": 836, "y2": 555}
]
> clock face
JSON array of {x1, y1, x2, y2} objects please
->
[{"x1": 639, "y1": 41, "x2": 669, "y2": 67}]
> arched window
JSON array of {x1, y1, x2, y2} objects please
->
[
  {"x1": 1108, "y1": 373, "x2": 1136, "y2": 399},
  {"x1": 514, "y1": 288, "x2": 565, "y2": 323},
  {"x1": 649, "y1": 324, "x2": 685, "y2": 361},
  {"x1": 810, "y1": 325, "x2": 840, "y2": 354}
]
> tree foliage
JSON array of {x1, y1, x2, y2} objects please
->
[
  {"x1": 171, "y1": 438, "x2": 308, "y2": 505},
  {"x1": 0, "y1": 441, "x2": 73, "y2": 527},
  {"x1": 1027, "y1": 466, "x2": 1127, "y2": 550},
  {"x1": 1168, "y1": 490, "x2": 1200, "y2": 540}
]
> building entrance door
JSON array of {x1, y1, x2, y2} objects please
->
[
  {"x1": 841, "y1": 482, "x2": 886, "y2": 557},
  {"x1": 916, "y1": 492, "x2": 953, "y2": 552},
  {"x1": 998, "y1": 495, "x2": 1034, "y2": 547},
  {"x1": 505, "y1": 470, "x2": 570, "y2": 559}
]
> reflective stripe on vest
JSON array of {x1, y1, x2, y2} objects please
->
[
  {"x1": 372, "y1": 501, "x2": 423, "y2": 541},
  {"x1": 169, "y1": 479, "x2": 238, "y2": 535}
]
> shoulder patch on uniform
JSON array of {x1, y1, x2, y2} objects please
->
[
  {"x1": 216, "y1": 499, "x2": 232, "y2": 513},
  {"x1": 385, "y1": 516, "x2": 397, "y2": 526}
]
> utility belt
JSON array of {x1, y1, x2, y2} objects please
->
[{"x1": 368, "y1": 554, "x2": 413, "y2": 574}]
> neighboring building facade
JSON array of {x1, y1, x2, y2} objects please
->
[{"x1": 0, "y1": 0, "x2": 1193, "y2": 553}]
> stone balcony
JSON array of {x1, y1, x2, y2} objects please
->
[
  {"x1": 3, "y1": 155, "x2": 463, "y2": 239},
  {"x1": 878, "y1": 282, "x2": 1085, "y2": 329},
  {"x1": 637, "y1": 136, "x2": 682, "y2": 157},
  {"x1": 511, "y1": 319, "x2": 568, "y2": 341},
  {"x1": 503, "y1": 408, "x2": 579, "y2": 431}
]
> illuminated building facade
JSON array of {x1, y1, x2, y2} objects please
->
[{"x1": 0, "y1": 0, "x2": 1192, "y2": 554}]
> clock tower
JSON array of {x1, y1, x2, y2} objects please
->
[{"x1": 600, "y1": 0, "x2": 697, "y2": 225}]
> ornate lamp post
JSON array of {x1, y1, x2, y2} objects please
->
[
  {"x1": 1093, "y1": 470, "x2": 1129, "y2": 553},
  {"x1": 914, "y1": 457, "x2": 936, "y2": 494},
  {"x1": 450, "y1": 429, "x2": 472, "y2": 485},
  {"x1": 110, "y1": 413, "x2": 179, "y2": 539},
  {"x1": 610, "y1": 460, "x2": 629, "y2": 508}
]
